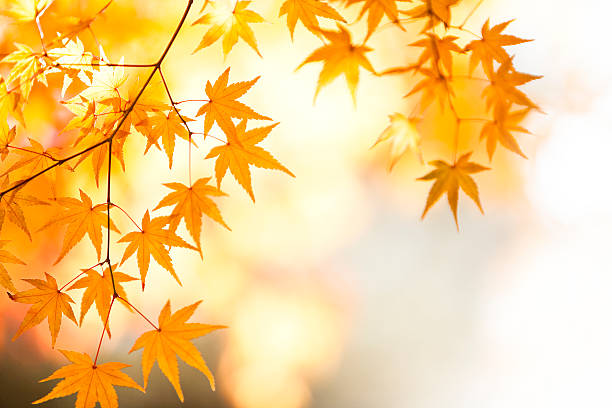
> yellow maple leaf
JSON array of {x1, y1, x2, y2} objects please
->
[
  {"x1": 154, "y1": 177, "x2": 230, "y2": 253},
  {"x1": 2, "y1": 43, "x2": 47, "y2": 100},
  {"x1": 483, "y1": 58, "x2": 541, "y2": 111},
  {"x1": 193, "y1": 0, "x2": 264, "y2": 57},
  {"x1": 205, "y1": 120, "x2": 294, "y2": 202},
  {"x1": 0, "y1": 0, "x2": 53, "y2": 23},
  {"x1": 10, "y1": 272, "x2": 77, "y2": 347},
  {"x1": 0, "y1": 176, "x2": 49, "y2": 239},
  {"x1": 33, "y1": 350, "x2": 144, "y2": 408},
  {"x1": 418, "y1": 152, "x2": 489, "y2": 228},
  {"x1": 68, "y1": 265, "x2": 137, "y2": 336},
  {"x1": 196, "y1": 67, "x2": 271, "y2": 137},
  {"x1": 296, "y1": 23, "x2": 376, "y2": 103},
  {"x1": 39, "y1": 189, "x2": 119, "y2": 265},
  {"x1": 372, "y1": 113, "x2": 423, "y2": 170},
  {"x1": 402, "y1": 0, "x2": 459, "y2": 29},
  {"x1": 0, "y1": 240, "x2": 25, "y2": 292},
  {"x1": 129, "y1": 300, "x2": 226, "y2": 401},
  {"x1": 410, "y1": 33, "x2": 462, "y2": 76},
  {"x1": 118, "y1": 210, "x2": 196, "y2": 289},
  {"x1": 279, "y1": 0, "x2": 346, "y2": 39}
]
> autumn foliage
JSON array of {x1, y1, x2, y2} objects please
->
[{"x1": 0, "y1": 0, "x2": 538, "y2": 407}]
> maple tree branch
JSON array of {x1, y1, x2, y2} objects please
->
[
  {"x1": 93, "y1": 295, "x2": 115, "y2": 366},
  {"x1": 59, "y1": 262, "x2": 104, "y2": 291},
  {"x1": 459, "y1": 0, "x2": 485, "y2": 29},
  {"x1": 117, "y1": 296, "x2": 159, "y2": 331},
  {"x1": 109, "y1": 203, "x2": 142, "y2": 232},
  {"x1": 6, "y1": 145, "x2": 60, "y2": 162}
]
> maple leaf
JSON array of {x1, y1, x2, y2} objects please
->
[
  {"x1": 402, "y1": 0, "x2": 459, "y2": 30},
  {"x1": 410, "y1": 33, "x2": 462, "y2": 75},
  {"x1": 279, "y1": 0, "x2": 346, "y2": 39},
  {"x1": 296, "y1": 23, "x2": 376, "y2": 103},
  {"x1": 118, "y1": 210, "x2": 196, "y2": 289},
  {"x1": 407, "y1": 67, "x2": 453, "y2": 111},
  {"x1": 372, "y1": 113, "x2": 423, "y2": 170},
  {"x1": 0, "y1": 240, "x2": 25, "y2": 292},
  {"x1": 33, "y1": 350, "x2": 144, "y2": 408},
  {"x1": 205, "y1": 120, "x2": 295, "y2": 202},
  {"x1": 0, "y1": 0, "x2": 53, "y2": 23},
  {"x1": 196, "y1": 67, "x2": 271, "y2": 137},
  {"x1": 345, "y1": 0, "x2": 408, "y2": 40},
  {"x1": 130, "y1": 300, "x2": 226, "y2": 401},
  {"x1": 482, "y1": 58, "x2": 541, "y2": 111},
  {"x1": 10, "y1": 272, "x2": 77, "y2": 347},
  {"x1": 418, "y1": 152, "x2": 489, "y2": 228},
  {"x1": 68, "y1": 265, "x2": 137, "y2": 337},
  {"x1": 2, "y1": 43, "x2": 47, "y2": 100},
  {"x1": 480, "y1": 105, "x2": 531, "y2": 160},
  {"x1": 193, "y1": 0, "x2": 265, "y2": 57},
  {"x1": 465, "y1": 19, "x2": 532, "y2": 74},
  {"x1": 38, "y1": 189, "x2": 120, "y2": 265},
  {"x1": 0, "y1": 176, "x2": 49, "y2": 239},
  {"x1": 145, "y1": 110, "x2": 193, "y2": 168},
  {"x1": 0, "y1": 138, "x2": 61, "y2": 180},
  {"x1": 154, "y1": 177, "x2": 230, "y2": 253},
  {"x1": 79, "y1": 58, "x2": 128, "y2": 102}
]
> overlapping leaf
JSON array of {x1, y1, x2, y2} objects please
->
[{"x1": 279, "y1": 0, "x2": 346, "y2": 39}]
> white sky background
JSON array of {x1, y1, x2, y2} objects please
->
[{"x1": 314, "y1": 1, "x2": 612, "y2": 407}]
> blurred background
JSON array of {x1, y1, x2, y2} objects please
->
[{"x1": 1, "y1": 0, "x2": 610, "y2": 407}]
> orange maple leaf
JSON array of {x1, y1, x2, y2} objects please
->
[
  {"x1": 483, "y1": 58, "x2": 541, "y2": 111},
  {"x1": 68, "y1": 265, "x2": 137, "y2": 337},
  {"x1": 129, "y1": 300, "x2": 226, "y2": 402},
  {"x1": 279, "y1": 0, "x2": 346, "y2": 39},
  {"x1": 154, "y1": 177, "x2": 230, "y2": 253},
  {"x1": 33, "y1": 350, "x2": 144, "y2": 408},
  {"x1": 118, "y1": 210, "x2": 196, "y2": 289},
  {"x1": 196, "y1": 67, "x2": 271, "y2": 137},
  {"x1": 144, "y1": 110, "x2": 193, "y2": 168},
  {"x1": 402, "y1": 0, "x2": 459, "y2": 30},
  {"x1": 465, "y1": 19, "x2": 532, "y2": 74},
  {"x1": 11, "y1": 272, "x2": 77, "y2": 347},
  {"x1": 480, "y1": 105, "x2": 531, "y2": 160},
  {"x1": 39, "y1": 189, "x2": 120, "y2": 265},
  {"x1": 418, "y1": 152, "x2": 489, "y2": 228},
  {"x1": 297, "y1": 23, "x2": 376, "y2": 103},
  {"x1": 0, "y1": 240, "x2": 25, "y2": 292},
  {"x1": 205, "y1": 120, "x2": 294, "y2": 202},
  {"x1": 345, "y1": 0, "x2": 407, "y2": 40}
]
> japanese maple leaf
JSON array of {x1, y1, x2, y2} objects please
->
[
  {"x1": 402, "y1": 0, "x2": 459, "y2": 30},
  {"x1": 196, "y1": 68, "x2": 271, "y2": 137},
  {"x1": 79, "y1": 58, "x2": 128, "y2": 102},
  {"x1": 371, "y1": 113, "x2": 423, "y2": 170},
  {"x1": 465, "y1": 19, "x2": 532, "y2": 74},
  {"x1": 410, "y1": 33, "x2": 462, "y2": 75},
  {"x1": 0, "y1": 138, "x2": 61, "y2": 179},
  {"x1": 407, "y1": 67, "x2": 453, "y2": 111},
  {"x1": 10, "y1": 273, "x2": 77, "y2": 347},
  {"x1": 33, "y1": 350, "x2": 144, "y2": 408},
  {"x1": 279, "y1": 0, "x2": 346, "y2": 39},
  {"x1": 2, "y1": 43, "x2": 46, "y2": 100},
  {"x1": 480, "y1": 105, "x2": 530, "y2": 160},
  {"x1": 154, "y1": 177, "x2": 230, "y2": 253},
  {"x1": 130, "y1": 300, "x2": 226, "y2": 402},
  {"x1": 118, "y1": 210, "x2": 196, "y2": 289},
  {"x1": 297, "y1": 23, "x2": 376, "y2": 103},
  {"x1": 68, "y1": 265, "x2": 137, "y2": 337},
  {"x1": 483, "y1": 58, "x2": 541, "y2": 111},
  {"x1": 418, "y1": 152, "x2": 489, "y2": 228},
  {"x1": 0, "y1": 240, "x2": 25, "y2": 292},
  {"x1": 345, "y1": 0, "x2": 408, "y2": 40},
  {"x1": 205, "y1": 120, "x2": 295, "y2": 202},
  {"x1": 193, "y1": 0, "x2": 264, "y2": 57},
  {"x1": 146, "y1": 110, "x2": 193, "y2": 168},
  {"x1": 0, "y1": 176, "x2": 48, "y2": 239},
  {"x1": 39, "y1": 189, "x2": 119, "y2": 265}
]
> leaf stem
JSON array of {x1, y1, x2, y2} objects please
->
[
  {"x1": 93, "y1": 295, "x2": 115, "y2": 365},
  {"x1": 117, "y1": 296, "x2": 159, "y2": 331}
]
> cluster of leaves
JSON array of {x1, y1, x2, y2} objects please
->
[{"x1": 0, "y1": 0, "x2": 539, "y2": 407}]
